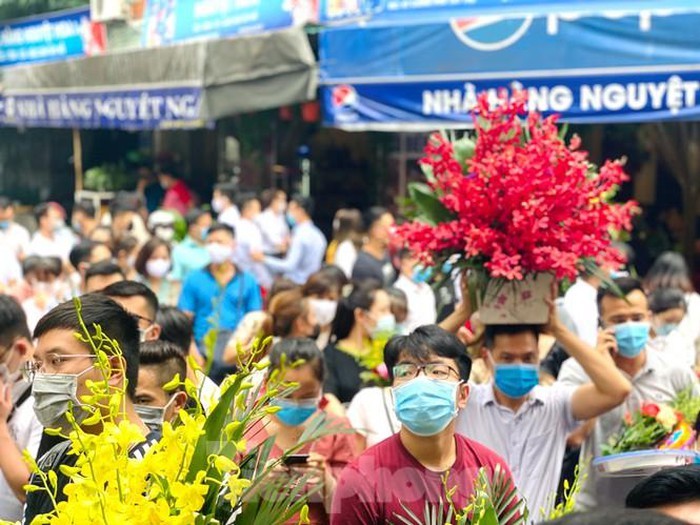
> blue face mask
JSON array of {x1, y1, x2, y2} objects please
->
[
  {"x1": 0, "y1": 220, "x2": 9, "y2": 231},
  {"x1": 393, "y1": 375, "x2": 459, "y2": 436},
  {"x1": 493, "y1": 363, "x2": 539, "y2": 399},
  {"x1": 614, "y1": 321, "x2": 650, "y2": 358},
  {"x1": 286, "y1": 213, "x2": 297, "y2": 229},
  {"x1": 655, "y1": 323, "x2": 678, "y2": 337},
  {"x1": 271, "y1": 397, "x2": 318, "y2": 427},
  {"x1": 411, "y1": 265, "x2": 431, "y2": 284}
]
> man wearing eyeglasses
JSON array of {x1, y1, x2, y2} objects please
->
[
  {"x1": 23, "y1": 294, "x2": 157, "y2": 524},
  {"x1": 0, "y1": 295, "x2": 40, "y2": 523},
  {"x1": 331, "y1": 325, "x2": 521, "y2": 525}
]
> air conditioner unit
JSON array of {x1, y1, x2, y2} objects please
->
[{"x1": 90, "y1": 0, "x2": 127, "y2": 22}]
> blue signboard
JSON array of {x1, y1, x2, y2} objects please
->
[
  {"x1": 319, "y1": 0, "x2": 700, "y2": 25},
  {"x1": 320, "y1": 8, "x2": 700, "y2": 127},
  {"x1": 0, "y1": 7, "x2": 92, "y2": 68},
  {"x1": 0, "y1": 86, "x2": 205, "y2": 130},
  {"x1": 142, "y1": 0, "x2": 314, "y2": 47},
  {"x1": 322, "y1": 70, "x2": 700, "y2": 128}
]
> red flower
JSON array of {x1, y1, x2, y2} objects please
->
[
  {"x1": 395, "y1": 89, "x2": 637, "y2": 281},
  {"x1": 641, "y1": 403, "x2": 661, "y2": 418}
]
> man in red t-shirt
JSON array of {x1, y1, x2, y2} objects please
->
[{"x1": 331, "y1": 325, "x2": 522, "y2": 525}]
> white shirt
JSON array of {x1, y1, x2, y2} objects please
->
[
  {"x1": 557, "y1": 349, "x2": 700, "y2": 510},
  {"x1": 0, "y1": 223, "x2": 29, "y2": 259},
  {"x1": 28, "y1": 230, "x2": 75, "y2": 261},
  {"x1": 393, "y1": 274, "x2": 438, "y2": 332},
  {"x1": 333, "y1": 239, "x2": 358, "y2": 279},
  {"x1": 0, "y1": 383, "x2": 42, "y2": 522},
  {"x1": 255, "y1": 209, "x2": 289, "y2": 255},
  {"x1": 218, "y1": 206, "x2": 240, "y2": 230},
  {"x1": 648, "y1": 329, "x2": 696, "y2": 369},
  {"x1": 0, "y1": 236, "x2": 21, "y2": 285},
  {"x1": 233, "y1": 218, "x2": 272, "y2": 289},
  {"x1": 562, "y1": 279, "x2": 599, "y2": 347},
  {"x1": 347, "y1": 387, "x2": 400, "y2": 449},
  {"x1": 456, "y1": 383, "x2": 579, "y2": 520}
]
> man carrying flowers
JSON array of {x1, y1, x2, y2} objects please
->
[
  {"x1": 23, "y1": 294, "x2": 158, "y2": 523},
  {"x1": 558, "y1": 277, "x2": 700, "y2": 510},
  {"x1": 456, "y1": 287, "x2": 632, "y2": 519}
]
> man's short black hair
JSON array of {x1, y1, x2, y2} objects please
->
[
  {"x1": 73, "y1": 200, "x2": 96, "y2": 218},
  {"x1": 269, "y1": 338, "x2": 325, "y2": 382},
  {"x1": 85, "y1": 260, "x2": 125, "y2": 285},
  {"x1": 483, "y1": 324, "x2": 541, "y2": 350},
  {"x1": 384, "y1": 325, "x2": 472, "y2": 381},
  {"x1": 290, "y1": 195, "x2": 314, "y2": 217},
  {"x1": 214, "y1": 182, "x2": 237, "y2": 203},
  {"x1": 69, "y1": 240, "x2": 96, "y2": 271},
  {"x1": 101, "y1": 280, "x2": 159, "y2": 321},
  {"x1": 33, "y1": 203, "x2": 52, "y2": 223},
  {"x1": 0, "y1": 196, "x2": 12, "y2": 210},
  {"x1": 184, "y1": 208, "x2": 209, "y2": 229},
  {"x1": 33, "y1": 295, "x2": 140, "y2": 398},
  {"x1": 156, "y1": 306, "x2": 193, "y2": 356},
  {"x1": 626, "y1": 465, "x2": 700, "y2": 510},
  {"x1": 362, "y1": 206, "x2": 389, "y2": 232},
  {"x1": 0, "y1": 294, "x2": 31, "y2": 346},
  {"x1": 139, "y1": 340, "x2": 187, "y2": 391},
  {"x1": 109, "y1": 192, "x2": 139, "y2": 217},
  {"x1": 546, "y1": 508, "x2": 686, "y2": 525},
  {"x1": 236, "y1": 192, "x2": 259, "y2": 212},
  {"x1": 207, "y1": 222, "x2": 235, "y2": 238},
  {"x1": 597, "y1": 276, "x2": 646, "y2": 314},
  {"x1": 649, "y1": 287, "x2": 687, "y2": 314}
]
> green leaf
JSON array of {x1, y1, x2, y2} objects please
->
[
  {"x1": 408, "y1": 182, "x2": 455, "y2": 226},
  {"x1": 453, "y1": 135, "x2": 476, "y2": 167}
]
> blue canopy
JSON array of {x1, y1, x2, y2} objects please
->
[{"x1": 320, "y1": 3, "x2": 700, "y2": 129}]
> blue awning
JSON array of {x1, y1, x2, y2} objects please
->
[{"x1": 319, "y1": 4, "x2": 700, "y2": 130}]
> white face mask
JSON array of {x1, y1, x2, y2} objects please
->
[
  {"x1": 146, "y1": 258, "x2": 171, "y2": 279},
  {"x1": 211, "y1": 198, "x2": 226, "y2": 214},
  {"x1": 309, "y1": 298, "x2": 338, "y2": 327},
  {"x1": 135, "y1": 396, "x2": 177, "y2": 432},
  {"x1": 207, "y1": 242, "x2": 233, "y2": 265},
  {"x1": 154, "y1": 226, "x2": 175, "y2": 242},
  {"x1": 32, "y1": 366, "x2": 94, "y2": 433}
]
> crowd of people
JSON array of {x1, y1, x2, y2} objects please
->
[{"x1": 0, "y1": 180, "x2": 698, "y2": 524}]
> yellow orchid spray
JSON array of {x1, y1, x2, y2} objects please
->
[{"x1": 4, "y1": 300, "x2": 338, "y2": 525}]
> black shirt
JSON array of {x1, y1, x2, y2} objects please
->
[
  {"x1": 23, "y1": 430, "x2": 160, "y2": 524},
  {"x1": 323, "y1": 344, "x2": 370, "y2": 404},
  {"x1": 351, "y1": 250, "x2": 396, "y2": 287}
]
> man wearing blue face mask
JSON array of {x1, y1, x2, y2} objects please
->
[
  {"x1": 456, "y1": 290, "x2": 632, "y2": 520},
  {"x1": 558, "y1": 277, "x2": 700, "y2": 511},
  {"x1": 332, "y1": 325, "x2": 521, "y2": 525}
]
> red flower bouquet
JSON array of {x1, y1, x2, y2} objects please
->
[{"x1": 396, "y1": 91, "x2": 637, "y2": 322}]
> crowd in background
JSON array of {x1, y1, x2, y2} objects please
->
[{"x1": 0, "y1": 168, "x2": 699, "y2": 524}]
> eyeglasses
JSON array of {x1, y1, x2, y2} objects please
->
[
  {"x1": 23, "y1": 354, "x2": 96, "y2": 382},
  {"x1": 393, "y1": 363, "x2": 460, "y2": 382}
]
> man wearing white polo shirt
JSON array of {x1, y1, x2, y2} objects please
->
[
  {"x1": 456, "y1": 300, "x2": 632, "y2": 520},
  {"x1": 558, "y1": 277, "x2": 700, "y2": 510}
]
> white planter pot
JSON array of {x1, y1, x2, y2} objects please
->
[{"x1": 479, "y1": 273, "x2": 554, "y2": 325}]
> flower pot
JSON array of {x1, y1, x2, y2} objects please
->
[{"x1": 480, "y1": 273, "x2": 554, "y2": 325}]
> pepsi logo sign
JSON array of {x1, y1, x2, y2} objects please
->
[
  {"x1": 331, "y1": 84, "x2": 358, "y2": 109},
  {"x1": 450, "y1": 16, "x2": 533, "y2": 52}
]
